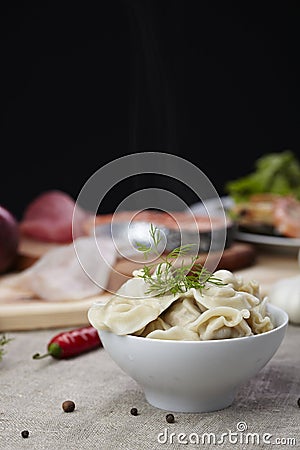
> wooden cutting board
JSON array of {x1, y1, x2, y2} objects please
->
[
  {"x1": 0, "y1": 241, "x2": 257, "y2": 332},
  {"x1": 0, "y1": 295, "x2": 109, "y2": 332}
]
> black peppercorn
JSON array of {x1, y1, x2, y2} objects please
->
[
  {"x1": 21, "y1": 430, "x2": 29, "y2": 438},
  {"x1": 166, "y1": 413, "x2": 175, "y2": 423},
  {"x1": 130, "y1": 407, "x2": 138, "y2": 416},
  {"x1": 62, "y1": 400, "x2": 75, "y2": 412},
  {"x1": 297, "y1": 398, "x2": 300, "y2": 408}
]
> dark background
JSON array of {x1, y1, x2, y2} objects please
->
[{"x1": 1, "y1": 1, "x2": 300, "y2": 219}]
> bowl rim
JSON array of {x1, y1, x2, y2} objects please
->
[{"x1": 97, "y1": 303, "x2": 289, "y2": 345}]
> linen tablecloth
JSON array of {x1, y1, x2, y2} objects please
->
[{"x1": 1, "y1": 322, "x2": 299, "y2": 450}]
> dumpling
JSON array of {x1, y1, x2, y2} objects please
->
[
  {"x1": 246, "y1": 297, "x2": 274, "y2": 334},
  {"x1": 134, "y1": 317, "x2": 171, "y2": 337},
  {"x1": 146, "y1": 326, "x2": 200, "y2": 341},
  {"x1": 189, "y1": 306, "x2": 253, "y2": 340},
  {"x1": 161, "y1": 297, "x2": 202, "y2": 327},
  {"x1": 212, "y1": 269, "x2": 242, "y2": 288},
  {"x1": 184, "y1": 268, "x2": 260, "y2": 313},
  {"x1": 88, "y1": 277, "x2": 180, "y2": 335},
  {"x1": 213, "y1": 270, "x2": 261, "y2": 298},
  {"x1": 190, "y1": 284, "x2": 260, "y2": 311},
  {"x1": 239, "y1": 279, "x2": 261, "y2": 298}
]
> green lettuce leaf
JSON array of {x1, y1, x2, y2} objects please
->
[{"x1": 225, "y1": 150, "x2": 300, "y2": 202}]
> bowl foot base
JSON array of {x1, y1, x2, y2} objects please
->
[{"x1": 144, "y1": 389, "x2": 235, "y2": 413}]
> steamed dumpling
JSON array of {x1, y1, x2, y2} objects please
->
[
  {"x1": 134, "y1": 317, "x2": 171, "y2": 337},
  {"x1": 213, "y1": 269, "x2": 261, "y2": 298},
  {"x1": 186, "y1": 269, "x2": 260, "y2": 312},
  {"x1": 146, "y1": 326, "x2": 200, "y2": 341},
  {"x1": 246, "y1": 297, "x2": 274, "y2": 334},
  {"x1": 191, "y1": 284, "x2": 260, "y2": 311},
  {"x1": 88, "y1": 277, "x2": 180, "y2": 335},
  {"x1": 161, "y1": 297, "x2": 202, "y2": 327},
  {"x1": 189, "y1": 306, "x2": 252, "y2": 340}
]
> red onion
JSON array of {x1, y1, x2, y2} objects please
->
[{"x1": 0, "y1": 205, "x2": 19, "y2": 273}]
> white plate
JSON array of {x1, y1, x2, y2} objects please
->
[
  {"x1": 189, "y1": 196, "x2": 235, "y2": 216},
  {"x1": 189, "y1": 196, "x2": 300, "y2": 250},
  {"x1": 235, "y1": 230, "x2": 300, "y2": 248}
]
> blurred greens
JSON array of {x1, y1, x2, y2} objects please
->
[
  {"x1": 0, "y1": 335, "x2": 13, "y2": 362},
  {"x1": 225, "y1": 150, "x2": 300, "y2": 203}
]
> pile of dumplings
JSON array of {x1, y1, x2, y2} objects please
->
[{"x1": 88, "y1": 266, "x2": 275, "y2": 341}]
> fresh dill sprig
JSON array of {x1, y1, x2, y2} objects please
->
[
  {"x1": 0, "y1": 335, "x2": 13, "y2": 362},
  {"x1": 135, "y1": 223, "x2": 162, "y2": 258},
  {"x1": 135, "y1": 224, "x2": 225, "y2": 296}
]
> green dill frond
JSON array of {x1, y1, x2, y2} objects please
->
[
  {"x1": 134, "y1": 224, "x2": 225, "y2": 296},
  {"x1": 0, "y1": 335, "x2": 13, "y2": 361}
]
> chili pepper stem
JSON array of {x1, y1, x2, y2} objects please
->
[
  {"x1": 32, "y1": 343, "x2": 62, "y2": 360},
  {"x1": 32, "y1": 352, "x2": 51, "y2": 359}
]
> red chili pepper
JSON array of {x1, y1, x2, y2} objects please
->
[{"x1": 32, "y1": 326, "x2": 101, "y2": 360}]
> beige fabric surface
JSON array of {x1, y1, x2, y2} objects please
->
[{"x1": 0, "y1": 323, "x2": 299, "y2": 450}]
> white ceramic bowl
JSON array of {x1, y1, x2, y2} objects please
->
[{"x1": 97, "y1": 304, "x2": 288, "y2": 413}]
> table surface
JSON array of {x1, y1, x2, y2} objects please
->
[{"x1": 1, "y1": 245, "x2": 300, "y2": 450}]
